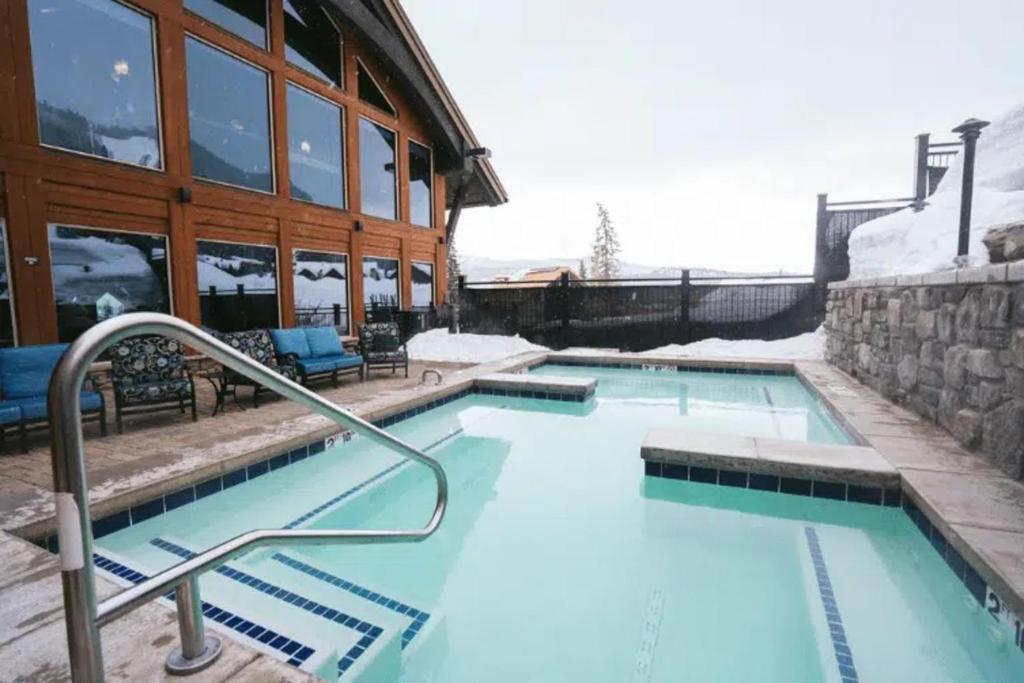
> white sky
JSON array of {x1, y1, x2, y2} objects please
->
[{"x1": 403, "y1": 0, "x2": 1024, "y2": 273}]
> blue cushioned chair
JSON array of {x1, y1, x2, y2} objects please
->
[
  {"x1": 0, "y1": 343, "x2": 107, "y2": 452},
  {"x1": 269, "y1": 327, "x2": 363, "y2": 387}
]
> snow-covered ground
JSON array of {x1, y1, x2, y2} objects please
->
[
  {"x1": 407, "y1": 329, "x2": 548, "y2": 364},
  {"x1": 639, "y1": 326, "x2": 824, "y2": 360},
  {"x1": 848, "y1": 103, "x2": 1024, "y2": 278}
]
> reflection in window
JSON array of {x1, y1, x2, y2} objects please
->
[
  {"x1": 284, "y1": 0, "x2": 342, "y2": 86},
  {"x1": 293, "y1": 250, "x2": 348, "y2": 334},
  {"x1": 409, "y1": 141, "x2": 433, "y2": 227},
  {"x1": 48, "y1": 225, "x2": 170, "y2": 343},
  {"x1": 412, "y1": 262, "x2": 434, "y2": 308},
  {"x1": 197, "y1": 240, "x2": 278, "y2": 332},
  {"x1": 184, "y1": 0, "x2": 267, "y2": 48},
  {"x1": 27, "y1": 0, "x2": 161, "y2": 169},
  {"x1": 357, "y1": 62, "x2": 396, "y2": 116},
  {"x1": 186, "y1": 38, "x2": 273, "y2": 192},
  {"x1": 363, "y1": 257, "x2": 399, "y2": 315},
  {"x1": 0, "y1": 223, "x2": 15, "y2": 347},
  {"x1": 359, "y1": 118, "x2": 396, "y2": 220},
  {"x1": 287, "y1": 84, "x2": 344, "y2": 208}
]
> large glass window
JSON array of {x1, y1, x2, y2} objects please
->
[
  {"x1": 184, "y1": 0, "x2": 267, "y2": 48},
  {"x1": 48, "y1": 225, "x2": 170, "y2": 343},
  {"x1": 186, "y1": 38, "x2": 273, "y2": 192},
  {"x1": 0, "y1": 222, "x2": 16, "y2": 347},
  {"x1": 287, "y1": 84, "x2": 344, "y2": 208},
  {"x1": 362, "y1": 257, "x2": 399, "y2": 316},
  {"x1": 357, "y1": 61, "x2": 396, "y2": 116},
  {"x1": 197, "y1": 240, "x2": 278, "y2": 332},
  {"x1": 409, "y1": 141, "x2": 433, "y2": 228},
  {"x1": 284, "y1": 0, "x2": 342, "y2": 86},
  {"x1": 411, "y1": 262, "x2": 434, "y2": 309},
  {"x1": 27, "y1": 0, "x2": 161, "y2": 169},
  {"x1": 293, "y1": 250, "x2": 348, "y2": 334},
  {"x1": 359, "y1": 118, "x2": 397, "y2": 220}
]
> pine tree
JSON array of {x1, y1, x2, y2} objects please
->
[
  {"x1": 578, "y1": 259, "x2": 588, "y2": 280},
  {"x1": 589, "y1": 202, "x2": 621, "y2": 279},
  {"x1": 446, "y1": 238, "x2": 463, "y2": 332}
]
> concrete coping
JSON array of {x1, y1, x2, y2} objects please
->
[
  {"x1": 826, "y1": 260, "x2": 1024, "y2": 291},
  {"x1": 641, "y1": 428, "x2": 899, "y2": 488},
  {"x1": 474, "y1": 372, "x2": 597, "y2": 397}
]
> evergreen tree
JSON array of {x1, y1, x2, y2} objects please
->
[
  {"x1": 589, "y1": 202, "x2": 621, "y2": 279},
  {"x1": 446, "y1": 238, "x2": 463, "y2": 332},
  {"x1": 578, "y1": 258, "x2": 588, "y2": 280}
]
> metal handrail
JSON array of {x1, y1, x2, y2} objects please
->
[{"x1": 48, "y1": 313, "x2": 448, "y2": 681}]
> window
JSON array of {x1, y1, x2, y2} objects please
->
[
  {"x1": 411, "y1": 262, "x2": 434, "y2": 308},
  {"x1": 357, "y1": 61, "x2": 396, "y2": 116},
  {"x1": 293, "y1": 250, "x2": 348, "y2": 334},
  {"x1": 184, "y1": 0, "x2": 267, "y2": 48},
  {"x1": 284, "y1": 0, "x2": 342, "y2": 86},
  {"x1": 409, "y1": 141, "x2": 433, "y2": 227},
  {"x1": 27, "y1": 0, "x2": 161, "y2": 169},
  {"x1": 186, "y1": 37, "x2": 273, "y2": 192},
  {"x1": 359, "y1": 118, "x2": 397, "y2": 220},
  {"x1": 48, "y1": 225, "x2": 170, "y2": 343},
  {"x1": 197, "y1": 240, "x2": 278, "y2": 332},
  {"x1": 362, "y1": 257, "x2": 399, "y2": 316},
  {"x1": 287, "y1": 84, "x2": 344, "y2": 208},
  {"x1": 0, "y1": 222, "x2": 16, "y2": 347}
]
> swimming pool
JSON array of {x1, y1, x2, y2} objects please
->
[{"x1": 92, "y1": 367, "x2": 1023, "y2": 682}]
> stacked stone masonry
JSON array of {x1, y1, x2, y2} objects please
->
[{"x1": 825, "y1": 266, "x2": 1024, "y2": 479}]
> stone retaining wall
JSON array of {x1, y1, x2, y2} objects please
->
[{"x1": 825, "y1": 263, "x2": 1024, "y2": 479}]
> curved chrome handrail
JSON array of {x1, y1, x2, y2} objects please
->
[{"x1": 48, "y1": 313, "x2": 448, "y2": 681}]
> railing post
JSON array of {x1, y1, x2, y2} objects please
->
[
  {"x1": 165, "y1": 576, "x2": 222, "y2": 675},
  {"x1": 333, "y1": 303, "x2": 341, "y2": 326},
  {"x1": 813, "y1": 193, "x2": 829, "y2": 284},
  {"x1": 952, "y1": 118, "x2": 991, "y2": 259},
  {"x1": 913, "y1": 133, "x2": 930, "y2": 211},
  {"x1": 679, "y1": 269, "x2": 690, "y2": 341}
]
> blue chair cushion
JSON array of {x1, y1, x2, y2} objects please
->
[
  {"x1": 13, "y1": 391, "x2": 103, "y2": 422},
  {"x1": 304, "y1": 327, "x2": 344, "y2": 358},
  {"x1": 0, "y1": 344, "x2": 70, "y2": 399},
  {"x1": 298, "y1": 355, "x2": 363, "y2": 376},
  {"x1": 270, "y1": 329, "x2": 311, "y2": 360},
  {"x1": 0, "y1": 402, "x2": 21, "y2": 426}
]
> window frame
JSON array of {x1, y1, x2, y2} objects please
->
[
  {"x1": 195, "y1": 237, "x2": 282, "y2": 329},
  {"x1": 354, "y1": 57, "x2": 398, "y2": 118},
  {"x1": 183, "y1": 0, "x2": 271, "y2": 51},
  {"x1": 184, "y1": 33, "x2": 277, "y2": 196},
  {"x1": 282, "y1": 0, "x2": 345, "y2": 89},
  {"x1": 285, "y1": 79, "x2": 347, "y2": 210},
  {"x1": 357, "y1": 115, "x2": 400, "y2": 222},
  {"x1": 410, "y1": 259, "x2": 435, "y2": 309},
  {"x1": 407, "y1": 137, "x2": 434, "y2": 229},
  {"x1": 0, "y1": 220, "x2": 18, "y2": 347},
  {"x1": 291, "y1": 247, "x2": 351, "y2": 333},
  {"x1": 361, "y1": 254, "x2": 401, "y2": 311},
  {"x1": 31, "y1": 0, "x2": 166, "y2": 173}
]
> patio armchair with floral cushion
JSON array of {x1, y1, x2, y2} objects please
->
[
  {"x1": 358, "y1": 321, "x2": 409, "y2": 379},
  {"x1": 214, "y1": 329, "x2": 297, "y2": 409},
  {"x1": 109, "y1": 335, "x2": 196, "y2": 433}
]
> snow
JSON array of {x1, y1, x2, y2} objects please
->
[
  {"x1": 848, "y1": 103, "x2": 1024, "y2": 279},
  {"x1": 196, "y1": 259, "x2": 276, "y2": 293},
  {"x1": 639, "y1": 326, "x2": 825, "y2": 360},
  {"x1": 407, "y1": 329, "x2": 548, "y2": 364}
]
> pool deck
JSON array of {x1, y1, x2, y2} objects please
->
[{"x1": 2, "y1": 349, "x2": 1023, "y2": 679}]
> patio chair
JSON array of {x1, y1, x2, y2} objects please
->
[
  {"x1": 109, "y1": 335, "x2": 196, "y2": 434},
  {"x1": 269, "y1": 327, "x2": 363, "y2": 387},
  {"x1": 214, "y1": 329, "x2": 297, "y2": 409},
  {"x1": 358, "y1": 322, "x2": 409, "y2": 379},
  {"x1": 0, "y1": 343, "x2": 107, "y2": 452}
]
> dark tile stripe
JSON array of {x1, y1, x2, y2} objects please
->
[
  {"x1": 805, "y1": 527, "x2": 859, "y2": 682},
  {"x1": 538, "y1": 359, "x2": 792, "y2": 376}
]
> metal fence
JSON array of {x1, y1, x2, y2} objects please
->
[{"x1": 457, "y1": 274, "x2": 822, "y2": 351}]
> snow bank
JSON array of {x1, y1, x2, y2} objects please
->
[
  {"x1": 848, "y1": 103, "x2": 1024, "y2": 279},
  {"x1": 639, "y1": 326, "x2": 824, "y2": 360},
  {"x1": 407, "y1": 329, "x2": 548, "y2": 364}
]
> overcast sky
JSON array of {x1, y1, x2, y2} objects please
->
[{"x1": 404, "y1": 0, "x2": 1024, "y2": 273}]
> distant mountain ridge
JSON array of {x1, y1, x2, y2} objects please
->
[{"x1": 459, "y1": 255, "x2": 782, "y2": 282}]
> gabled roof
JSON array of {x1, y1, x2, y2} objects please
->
[{"x1": 322, "y1": 0, "x2": 508, "y2": 209}]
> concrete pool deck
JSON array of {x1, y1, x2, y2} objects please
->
[{"x1": 1, "y1": 350, "x2": 1023, "y2": 679}]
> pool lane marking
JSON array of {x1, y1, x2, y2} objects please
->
[
  {"x1": 762, "y1": 386, "x2": 786, "y2": 440},
  {"x1": 804, "y1": 527, "x2": 859, "y2": 683}
]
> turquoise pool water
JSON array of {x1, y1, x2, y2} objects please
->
[{"x1": 95, "y1": 371, "x2": 1023, "y2": 682}]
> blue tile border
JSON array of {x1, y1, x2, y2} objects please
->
[
  {"x1": 92, "y1": 552, "x2": 317, "y2": 669},
  {"x1": 151, "y1": 538, "x2": 382, "y2": 678},
  {"x1": 901, "y1": 496, "x2": 987, "y2": 606},
  {"x1": 539, "y1": 358, "x2": 792, "y2": 376},
  {"x1": 272, "y1": 553, "x2": 430, "y2": 650},
  {"x1": 804, "y1": 527, "x2": 859, "y2": 682}
]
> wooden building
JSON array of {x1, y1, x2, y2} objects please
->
[{"x1": 0, "y1": 0, "x2": 506, "y2": 346}]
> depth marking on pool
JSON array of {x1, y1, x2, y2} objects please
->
[{"x1": 804, "y1": 527, "x2": 859, "y2": 682}]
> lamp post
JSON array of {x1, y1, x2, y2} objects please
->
[{"x1": 952, "y1": 118, "x2": 990, "y2": 259}]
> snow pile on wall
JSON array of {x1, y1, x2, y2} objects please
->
[
  {"x1": 848, "y1": 103, "x2": 1024, "y2": 279},
  {"x1": 407, "y1": 329, "x2": 548, "y2": 364},
  {"x1": 639, "y1": 326, "x2": 824, "y2": 360}
]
